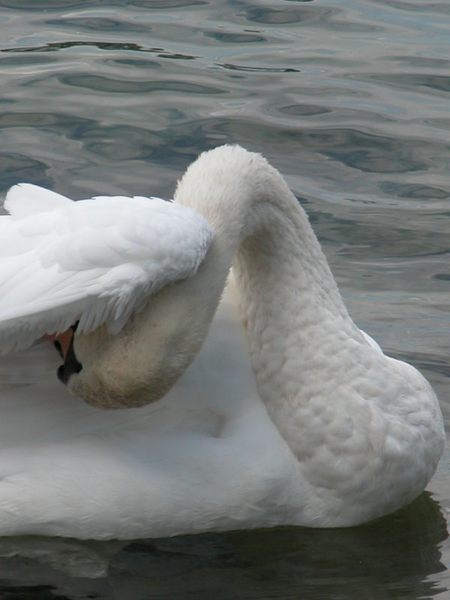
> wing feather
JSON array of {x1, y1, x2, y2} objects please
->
[
  {"x1": 5, "y1": 183, "x2": 73, "y2": 218},
  {"x1": 0, "y1": 185, "x2": 213, "y2": 353}
]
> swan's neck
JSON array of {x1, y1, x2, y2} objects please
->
[{"x1": 176, "y1": 146, "x2": 361, "y2": 455}]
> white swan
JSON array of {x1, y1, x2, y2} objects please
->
[{"x1": 0, "y1": 145, "x2": 444, "y2": 540}]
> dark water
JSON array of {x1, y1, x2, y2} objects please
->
[{"x1": 0, "y1": 0, "x2": 449, "y2": 598}]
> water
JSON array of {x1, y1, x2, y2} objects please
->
[{"x1": 0, "y1": 0, "x2": 449, "y2": 597}]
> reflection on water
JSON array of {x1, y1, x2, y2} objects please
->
[
  {"x1": 0, "y1": 494, "x2": 447, "y2": 599},
  {"x1": 0, "y1": 0, "x2": 449, "y2": 597}
]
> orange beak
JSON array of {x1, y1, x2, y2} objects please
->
[{"x1": 45, "y1": 329, "x2": 74, "y2": 361}]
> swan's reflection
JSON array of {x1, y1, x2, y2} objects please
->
[{"x1": 0, "y1": 493, "x2": 447, "y2": 599}]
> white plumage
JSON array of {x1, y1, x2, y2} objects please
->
[
  {"x1": 0, "y1": 184, "x2": 212, "y2": 352},
  {"x1": 0, "y1": 145, "x2": 444, "y2": 539}
]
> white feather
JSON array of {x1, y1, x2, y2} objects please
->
[{"x1": 0, "y1": 186, "x2": 213, "y2": 353}]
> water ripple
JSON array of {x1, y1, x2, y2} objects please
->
[{"x1": 59, "y1": 73, "x2": 224, "y2": 95}]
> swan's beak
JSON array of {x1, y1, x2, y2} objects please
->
[
  {"x1": 46, "y1": 329, "x2": 73, "y2": 360},
  {"x1": 46, "y1": 324, "x2": 83, "y2": 384}
]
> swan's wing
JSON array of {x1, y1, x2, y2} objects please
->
[{"x1": 0, "y1": 184, "x2": 213, "y2": 353}]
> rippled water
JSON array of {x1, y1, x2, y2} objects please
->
[{"x1": 0, "y1": 0, "x2": 449, "y2": 598}]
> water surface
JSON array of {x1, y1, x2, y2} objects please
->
[{"x1": 0, "y1": 0, "x2": 449, "y2": 598}]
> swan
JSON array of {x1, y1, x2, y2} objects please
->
[{"x1": 0, "y1": 145, "x2": 444, "y2": 540}]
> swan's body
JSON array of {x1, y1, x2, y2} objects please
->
[{"x1": 0, "y1": 145, "x2": 444, "y2": 539}]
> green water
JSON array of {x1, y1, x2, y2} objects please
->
[{"x1": 0, "y1": 0, "x2": 449, "y2": 597}]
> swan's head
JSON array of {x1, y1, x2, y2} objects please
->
[{"x1": 62, "y1": 277, "x2": 214, "y2": 409}]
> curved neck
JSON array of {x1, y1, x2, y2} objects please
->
[{"x1": 175, "y1": 146, "x2": 360, "y2": 448}]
